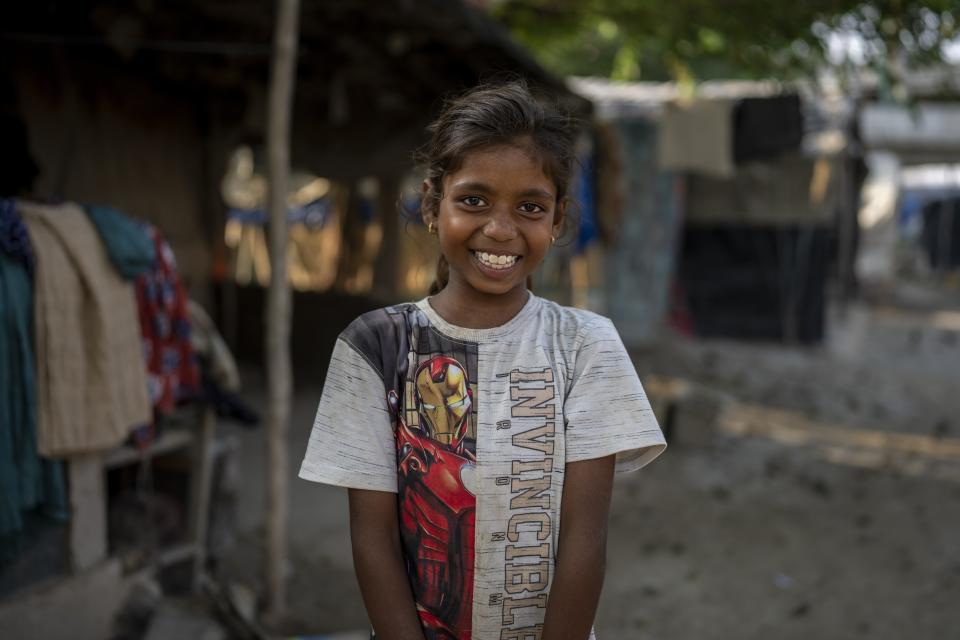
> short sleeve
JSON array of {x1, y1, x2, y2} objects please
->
[
  {"x1": 564, "y1": 318, "x2": 666, "y2": 473},
  {"x1": 299, "y1": 338, "x2": 397, "y2": 492}
]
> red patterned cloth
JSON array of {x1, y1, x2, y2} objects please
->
[{"x1": 135, "y1": 225, "x2": 201, "y2": 421}]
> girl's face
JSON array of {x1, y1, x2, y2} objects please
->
[{"x1": 425, "y1": 143, "x2": 564, "y2": 304}]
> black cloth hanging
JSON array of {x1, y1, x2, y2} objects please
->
[{"x1": 733, "y1": 95, "x2": 804, "y2": 164}]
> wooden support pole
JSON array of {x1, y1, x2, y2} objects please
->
[
  {"x1": 189, "y1": 405, "x2": 217, "y2": 591},
  {"x1": 264, "y1": 0, "x2": 300, "y2": 623}
]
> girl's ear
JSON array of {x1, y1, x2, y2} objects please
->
[
  {"x1": 420, "y1": 178, "x2": 437, "y2": 227},
  {"x1": 552, "y1": 197, "x2": 567, "y2": 237}
]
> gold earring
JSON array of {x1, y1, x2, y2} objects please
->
[
  {"x1": 427, "y1": 222, "x2": 436, "y2": 235},
  {"x1": 550, "y1": 235, "x2": 556, "y2": 246}
]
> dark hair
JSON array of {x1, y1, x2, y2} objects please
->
[{"x1": 417, "y1": 79, "x2": 579, "y2": 294}]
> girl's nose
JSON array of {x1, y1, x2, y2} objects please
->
[{"x1": 482, "y1": 208, "x2": 517, "y2": 241}]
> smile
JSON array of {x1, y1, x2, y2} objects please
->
[{"x1": 471, "y1": 250, "x2": 521, "y2": 270}]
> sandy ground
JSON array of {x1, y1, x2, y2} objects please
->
[{"x1": 218, "y1": 285, "x2": 960, "y2": 639}]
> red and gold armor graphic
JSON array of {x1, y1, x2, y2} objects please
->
[
  {"x1": 415, "y1": 356, "x2": 473, "y2": 451},
  {"x1": 390, "y1": 355, "x2": 477, "y2": 639}
]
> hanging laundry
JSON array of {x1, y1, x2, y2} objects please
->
[
  {"x1": 0, "y1": 200, "x2": 68, "y2": 544},
  {"x1": 732, "y1": 95, "x2": 804, "y2": 164},
  {"x1": 84, "y1": 204, "x2": 156, "y2": 280},
  {"x1": 0, "y1": 199, "x2": 35, "y2": 276},
  {"x1": 660, "y1": 94, "x2": 805, "y2": 177},
  {"x1": 19, "y1": 201, "x2": 151, "y2": 457},
  {"x1": 81, "y1": 206, "x2": 199, "y2": 415},
  {"x1": 658, "y1": 98, "x2": 736, "y2": 178},
  {"x1": 135, "y1": 225, "x2": 201, "y2": 417}
]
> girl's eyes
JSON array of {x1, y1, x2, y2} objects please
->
[
  {"x1": 457, "y1": 196, "x2": 546, "y2": 215},
  {"x1": 461, "y1": 196, "x2": 486, "y2": 207}
]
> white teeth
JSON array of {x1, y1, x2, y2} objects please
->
[{"x1": 474, "y1": 251, "x2": 519, "y2": 269}]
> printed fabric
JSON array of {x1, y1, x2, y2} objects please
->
[
  {"x1": 135, "y1": 225, "x2": 201, "y2": 418},
  {"x1": 300, "y1": 295, "x2": 666, "y2": 639}
]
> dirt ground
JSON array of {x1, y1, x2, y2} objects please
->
[{"x1": 218, "y1": 281, "x2": 960, "y2": 639}]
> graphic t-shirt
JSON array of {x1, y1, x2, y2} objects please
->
[{"x1": 299, "y1": 294, "x2": 666, "y2": 640}]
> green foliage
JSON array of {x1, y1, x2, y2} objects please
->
[{"x1": 491, "y1": 1, "x2": 959, "y2": 81}]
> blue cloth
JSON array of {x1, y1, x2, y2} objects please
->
[
  {"x1": 84, "y1": 204, "x2": 156, "y2": 279},
  {"x1": 0, "y1": 198, "x2": 34, "y2": 276},
  {"x1": 575, "y1": 150, "x2": 599, "y2": 253},
  {"x1": 0, "y1": 247, "x2": 68, "y2": 545}
]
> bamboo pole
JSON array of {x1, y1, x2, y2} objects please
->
[{"x1": 264, "y1": 0, "x2": 300, "y2": 623}]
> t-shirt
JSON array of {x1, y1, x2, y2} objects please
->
[{"x1": 299, "y1": 294, "x2": 666, "y2": 639}]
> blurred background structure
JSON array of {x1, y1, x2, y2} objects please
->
[{"x1": 1, "y1": 1, "x2": 959, "y2": 639}]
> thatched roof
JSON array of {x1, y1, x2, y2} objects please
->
[{"x1": 3, "y1": 1, "x2": 590, "y2": 178}]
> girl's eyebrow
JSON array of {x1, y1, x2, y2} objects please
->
[
  {"x1": 449, "y1": 180, "x2": 554, "y2": 200},
  {"x1": 449, "y1": 180, "x2": 492, "y2": 193},
  {"x1": 517, "y1": 187, "x2": 555, "y2": 199}
]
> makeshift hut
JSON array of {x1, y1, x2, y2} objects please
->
[
  {"x1": 0, "y1": 2, "x2": 589, "y2": 637},
  {"x1": 571, "y1": 77, "x2": 857, "y2": 345}
]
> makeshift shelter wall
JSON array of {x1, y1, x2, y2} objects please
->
[{"x1": 10, "y1": 53, "x2": 213, "y2": 297}]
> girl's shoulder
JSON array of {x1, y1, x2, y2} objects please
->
[
  {"x1": 340, "y1": 301, "x2": 412, "y2": 337},
  {"x1": 532, "y1": 296, "x2": 620, "y2": 345},
  {"x1": 336, "y1": 302, "x2": 422, "y2": 378},
  {"x1": 536, "y1": 296, "x2": 609, "y2": 324},
  {"x1": 341, "y1": 301, "x2": 419, "y2": 338}
]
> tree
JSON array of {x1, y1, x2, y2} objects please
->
[{"x1": 491, "y1": 1, "x2": 959, "y2": 84}]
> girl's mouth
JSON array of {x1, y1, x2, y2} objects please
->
[{"x1": 470, "y1": 250, "x2": 521, "y2": 271}]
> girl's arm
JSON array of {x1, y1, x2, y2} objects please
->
[
  {"x1": 541, "y1": 454, "x2": 617, "y2": 640},
  {"x1": 348, "y1": 488, "x2": 426, "y2": 640}
]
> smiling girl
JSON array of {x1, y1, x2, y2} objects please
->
[{"x1": 299, "y1": 81, "x2": 666, "y2": 640}]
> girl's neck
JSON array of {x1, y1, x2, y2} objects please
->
[{"x1": 428, "y1": 282, "x2": 530, "y2": 330}]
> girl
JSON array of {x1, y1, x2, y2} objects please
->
[{"x1": 299, "y1": 81, "x2": 666, "y2": 640}]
